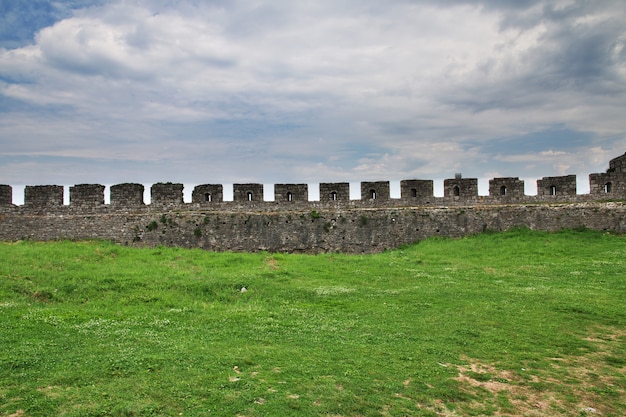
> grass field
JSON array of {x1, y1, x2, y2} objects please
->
[{"x1": 0, "y1": 228, "x2": 625, "y2": 416}]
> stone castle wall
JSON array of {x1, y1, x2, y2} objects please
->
[{"x1": 1, "y1": 152, "x2": 625, "y2": 253}]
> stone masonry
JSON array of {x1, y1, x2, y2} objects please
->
[{"x1": 1, "y1": 152, "x2": 625, "y2": 253}]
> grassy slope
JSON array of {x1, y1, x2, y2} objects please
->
[{"x1": 0, "y1": 229, "x2": 625, "y2": 416}]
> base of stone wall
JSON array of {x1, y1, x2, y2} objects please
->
[{"x1": 1, "y1": 201, "x2": 624, "y2": 253}]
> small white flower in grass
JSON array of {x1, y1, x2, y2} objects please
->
[{"x1": 241, "y1": 287, "x2": 247, "y2": 293}]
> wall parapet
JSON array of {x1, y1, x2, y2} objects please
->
[
  {"x1": 0, "y1": 185, "x2": 12, "y2": 206},
  {"x1": 70, "y1": 184, "x2": 105, "y2": 208},
  {"x1": 1, "y1": 170, "x2": 626, "y2": 214},
  {"x1": 24, "y1": 185, "x2": 64, "y2": 208}
]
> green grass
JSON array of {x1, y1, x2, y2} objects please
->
[{"x1": 0, "y1": 228, "x2": 625, "y2": 416}]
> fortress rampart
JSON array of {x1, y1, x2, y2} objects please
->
[{"x1": 1, "y1": 153, "x2": 625, "y2": 253}]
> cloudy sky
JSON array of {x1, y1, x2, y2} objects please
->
[{"x1": 1, "y1": 0, "x2": 625, "y2": 202}]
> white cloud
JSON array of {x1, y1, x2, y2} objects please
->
[{"x1": 0, "y1": 0, "x2": 624, "y2": 187}]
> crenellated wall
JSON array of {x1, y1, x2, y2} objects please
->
[
  {"x1": 360, "y1": 181, "x2": 391, "y2": 201},
  {"x1": 24, "y1": 185, "x2": 64, "y2": 208},
  {"x1": 0, "y1": 185, "x2": 11, "y2": 206},
  {"x1": 275, "y1": 184, "x2": 308, "y2": 202},
  {"x1": 192, "y1": 184, "x2": 223, "y2": 203},
  {"x1": 608, "y1": 152, "x2": 626, "y2": 172},
  {"x1": 1, "y1": 152, "x2": 625, "y2": 253},
  {"x1": 320, "y1": 183, "x2": 350, "y2": 202},
  {"x1": 401, "y1": 179, "x2": 434, "y2": 202},
  {"x1": 589, "y1": 173, "x2": 626, "y2": 195},
  {"x1": 488, "y1": 177, "x2": 525, "y2": 200},
  {"x1": 537, "y1": 175, "x2": 577, "y2": 196},
  {"x1": 151, "y1": 183, "x2": 183, "y2": 207},
  {"x1": 443, "y1": 176, "x2": 478, "y2": 199},
  {"x1": 70, "y1": 184, "x2": 105, "y2": 208},
  {"x1": 233, "y1": 183, "x2": 264, "y2": 202},
  {"x1": 110, "y1": 183, "x2": 145, "y2": 207}
]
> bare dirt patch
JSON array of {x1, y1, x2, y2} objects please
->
[
  {"x1": 37, "y1": 385, "x2": 64, "y2": 399},
  {"x1": 264, "y1": 257, "x2": 280, "y2": 270},
  {"x1": 448, "y1": 327, "x2": 626, "y2": 416},
  {"x1": 31, "y1": 290, "x2": 54, "y2": 302}
]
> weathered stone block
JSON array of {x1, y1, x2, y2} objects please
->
[
  {"x1": 233, "y1": 183, "x2": 264, "y2": 202},
  {"x1": 110, "y1": 183, "x2": 144, "y2": 206},
  {"x1": 489, "y1": 177, "x2": 525, "y2": 198},
  {"x1": 537, "y1": 175, "x2": 576, "y2": 196},
  {"x1": 275, "y1": 184, "x2": 308, "y2": 202},
  {"x1": 70, "y1": 184, "x2": 105, "y2": 207},
  {"x1": 24, "y1": 185, "x2": 64, "y2": 207},
  {"x1": 151, "y1": 183, "x2": 183, "y2": 206},
  {"x1": 0, "y1": 185, "x2": 12, "y2": 206},
  {"x1": 361, "y1": 181, "x2": 390, "y2": 201},
  {"x1": 609, "y1": 152, "x2": 626, "y2": 173},
  {"x1": 320, "y1": 183, "x2": 350, "y2": 202},
  {"x1": 401, "y1": 180, "x2": 433, "y2": 201},
  {"x1": 192, "y1": 184, "x2": 223, "y2": 203},
  {"x1": 589, "y1": 173, "x2": 626, "y2": 196},
  {"x1": 444, "y1": 177, "x2": 478, "y2": 198}
]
